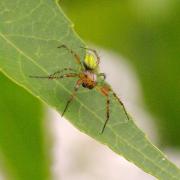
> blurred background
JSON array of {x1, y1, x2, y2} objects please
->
[{"x1": 0, "y1": 0, "x2": 180, "y2": 179}]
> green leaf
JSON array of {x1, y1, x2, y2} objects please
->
[
  {"x1": 0, "y1": 0, "x2": 180, "y2": 179},
  {"x1": 0, "y1": 73, "x2": 50, "y2": 180},
  {"x1": 61, "y1": 0, "x2": 180, "y2": 147}
]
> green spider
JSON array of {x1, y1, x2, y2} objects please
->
[{"x1": 30, "y1": 45, "x2": 129, "y2": 133}]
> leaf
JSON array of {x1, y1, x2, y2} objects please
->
[
  {"x1": 0, "y1": 73, "x2": 50, "y2": 180},
  {"x1": 61, "y1": 0, "x2": 180, "y2": 147},
  {"x1": 0, "y1": 0, "x2": 180, "y2": 179}
]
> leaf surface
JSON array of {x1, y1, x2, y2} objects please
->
[
  {"x1": 61, "y1": 0, "x2": 180, "y2": 147},
  {"x1": 0, "y1": 0, "x2": 180, "y2": 179}
]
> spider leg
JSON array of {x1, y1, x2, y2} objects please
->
[
  {"x1": 29, "y1": 73, "x2": 78, "y2": 79},
  {"x1": 62, "y1": 79, "x2": 82, "y2": 117},
  {"x1": 95, "y1": 86, "x2": 111, "y2": 133},
  {"x1": 100, "y1": 88, "x2": 110, "y2": 134},
  {"x1": 97, "y1": 73, "x2": 106, "y2": 80},
  {"x1": 112, "y1": 91, "x2": 129, "y2": 122},
  {"x1": 58, "y1": 44, "x2": 84, "y2": 69},
  {"x1": 48, "y1": 68, "x2": 77, "y2": 79},
  {"x1": 81, "y1": 47, "x2": 100, "y2": 65},
  {"x1": 96, "y1": 85, "x2": 129, "y2": 133}
]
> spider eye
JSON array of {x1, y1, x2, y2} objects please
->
[{"x1": 84, "y1": 53, "x2": 97, "y2": 70}]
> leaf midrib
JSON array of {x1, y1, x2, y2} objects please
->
[{"x1": 0, "y1": 31, "x2": 179, "y2": 180}]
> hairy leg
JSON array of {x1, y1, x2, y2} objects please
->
[
  {"x1": 96, "y1": 85, "x2": 129, "y2": 133},
  {"x1": 97, "y1": 73, "x2": 106, "y2": 80},
  {"x1": 62, "y1": 79, "x2": 83, "y2": 116},
  {"x1": 58, "y1": 44, "x2": 84, "y2": 69},
  {"x1": 112, "y1": 91, "x2": 129, "y2": 122},
  {"x1": 97, "y1": 86, "x2": 111, "y2": 133},
  {"x1": 29, "y1": 72, "x2": 78, "y2": 79},
  {"x1": 48, "y1": 67, "x2": 77, "y2": 79}
]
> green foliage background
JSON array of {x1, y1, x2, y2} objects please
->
[
  {"x1": 61, "y1": 0, "x2": 180, "y2": 147},
  {"x1": 0, "y1": 0, "x2": 180, "y2": 179},
  {"x1": 0, "y1": 73, "x2": 50, "y2": 180}
]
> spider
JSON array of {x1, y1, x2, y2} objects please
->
[{"x1": 30, "y1": 45, "x2": 129, "y2": 133}]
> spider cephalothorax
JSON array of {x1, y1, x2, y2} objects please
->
[
  {"x1": 80, "y1": 71, "x2": 97, "y2": 89},
  {"x1": 30, "y1": 45, "x2": 129, "y2": 133}
]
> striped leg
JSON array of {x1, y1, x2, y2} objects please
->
[
  {"x1": 58, "y1": 44, "x2": 83, "y2": 69},
  {"x1": 48, "y1": 68, "x2": 77, "y2": 79},
  {"x1": 29, "y1": 72, "x2": 78, "y2": 79},
  {"x1": 97, "y1": 85, "x2": 129, "y2": 133},
  {"x1": 112, "y1": 92, "x2": 129, "y2": 122},
  {"x1": 101, "y1": 90, "x2": 110, "y2": 134},
  {"x1": 62, "y1": 79, "x2": 82, "y2": 116}
]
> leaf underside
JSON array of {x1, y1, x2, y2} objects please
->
[{"x1": 0, "y1": 0, "x2": 180, "y2": 179}]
